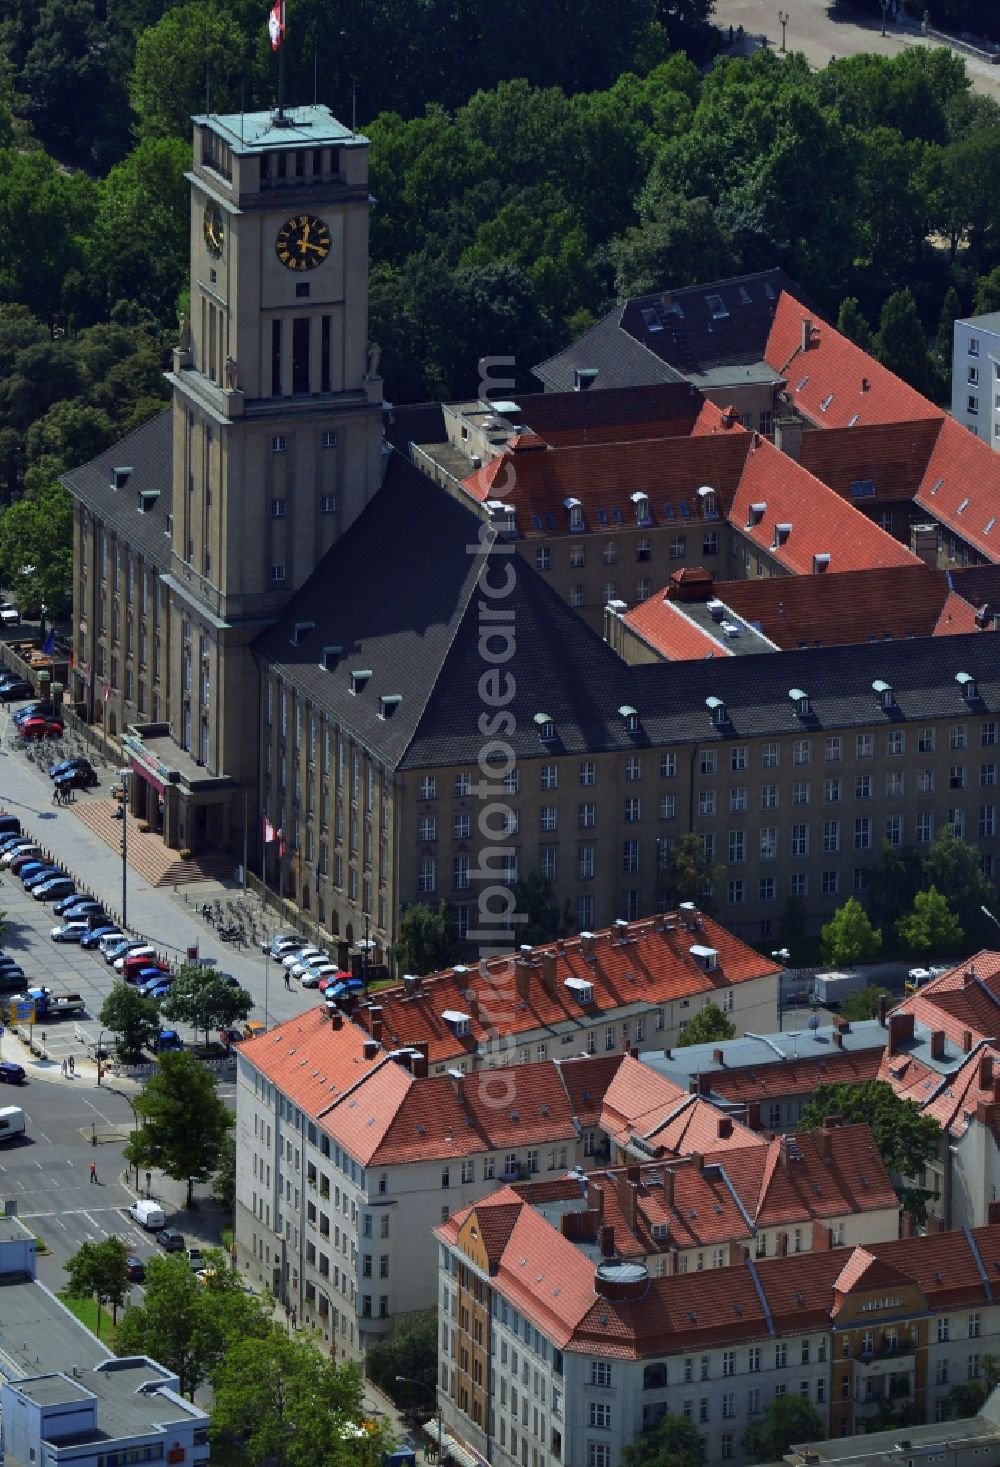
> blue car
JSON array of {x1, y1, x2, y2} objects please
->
[
  {"x1": 81, "y1": 925, "x2": 121, "y2": 950},
  {"x1": 138, "y1": 972, "x2": 173, "y2": 996},
  {"x1": 23, "y1": 867, "x2": 61, "y2": 889},
  {"x1": 53, "y1": 895, "x2": 101, "y2": 917},
  {"x1": 17, "y1": 860, "x2": 50, "y2": 882},
  {"x1": 146, "y1": 984, "x2": 172, "y2": 1001}
]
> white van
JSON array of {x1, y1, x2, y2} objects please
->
[
  {"x1": 129, "y1": 1199, "x2": 166, "y2": 1230},
  {"x1": 0, "y1": 1106, "x2": 25, "y2": 1141}
]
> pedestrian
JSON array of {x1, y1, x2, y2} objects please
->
[
  {"x1": 60, "y1": 1058, "x2": 67, "y2": 1077},
  {"x1": 284, "y1": 971, "x2": 291, "y2": 990},
  {"x1": 290, "y1": 1307, "x2": 296, "y2": 1329},
  {"x1": 68, "y1": 1054, "x2": 75, "y2": 1076},
  {"x1": 89, "y1": 1161, "x2": 97, "y2": 1183},
  {"x1": 51, "y1": 786, "x2": 59, "y2": 805}
]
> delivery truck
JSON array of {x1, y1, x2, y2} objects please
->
[
  {"x1": 809, "y1": 970, "x2": 869, "y2": 1007},
  {"x1": 0, "y1": 1106, "x2": 25, "y2": 1141},
  {"x1": 18, "y1": 987, "x2": 87, "y2": 1018}
]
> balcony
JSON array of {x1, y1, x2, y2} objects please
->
[{"x1": 856, "y1": 1371, "x2": 914, "y2": 1406}]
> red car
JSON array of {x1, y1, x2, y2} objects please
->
[
  {"x1": 20, "y1": 716, "x2": 64, "y2": 740},
  {"x1": 122, "y1": 953, "x2": 168, "y2": 982}
]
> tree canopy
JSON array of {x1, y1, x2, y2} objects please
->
[
  {"x1": 99, "y1": 982, "x2": 161, "y2": 1062},
  {"x1": 675, "y1": 1001, "x2": 735, "y2": 1048},
  {"x1": 896, "y1": 885, "x2": 964, "y2": 958},
  {"x1": 64, "y1": 1236, "x2": 130, "y2": 1329},
  {"x1": 743, "y1": 1393, "x2": 825, "y2": 1461},
  {"x1": 123, "y1": 1050, "x2": 233, "y2": 1204},
  {"x1": 621, "y1": 1411, "x2": 706, "y2": 1466},
  {"x1": 159, "y1": 963, "x2": 253, "y2": 1047},
  {"x1": 819, "y1": 897, "x2": 883, "y2": 968},
  {"x1": 394, "y1": 902, "x2": 458, "y2": 976}
]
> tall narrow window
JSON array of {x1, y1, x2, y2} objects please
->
[
  {"x1": 208, "y1": 303, "x2": 217, "y2": 382},
  {"x1": 271, "y1": 320, "x2": 282, "y2": 397},
  {"x1": 321, "y1": 315, "x2": 331, "y2": 393},
  {"x1": 292, "y1": 318, "x2": 310, "y2": 394}
]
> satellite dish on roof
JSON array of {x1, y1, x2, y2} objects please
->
[{"x1": 807, "y1": 1013, "x2": 821, "y2": 1032}]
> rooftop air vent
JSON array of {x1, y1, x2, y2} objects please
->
[
  {"x1": 707, "y1": 599, "x2": 726, "y2": 622},
  {"x1": 137, "y1": 489, "x2": 159, "y2": 513}
]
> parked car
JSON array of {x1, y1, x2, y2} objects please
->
[
  {"x1": 130, "y1": 1200, "x2": 166, "y2": 1230},
  {"x1": 269, "y1": 933, "x2": 300, "y2": 957},
  {"x1": 157, "y1": 1228, "x2": 185, "y2": 1253},
  {"x1": 105, "y1": 938, "x2": 149, "y2": 965},
  {"x1": 185, "y1": 1246, "x2": 204, "y2": 1271},
  {"x1": 299, "y1": 963, "x2": 337, "y2": 988},
  {"x1": 271, "y1": 937, "x2": 305, "y2": 961},
  {"x1": 0, "y1": 1061, "x2": 25, "y2": 1084},
  {"x1": 125, "y1": 1255, "x2": 146, "y2": 1283},
  {"x1": 50, "y1": 921, "x2": 89, "y2": 943},
  {"x1": 3, "y1": 847, "x2": 41, "y2": 869},
  {"x1": 53, "y1": 896, "x2": 104, "y2": 919},
  {"x1": 137, "y1": 972, "x2": 173, "y2": 997},
  {"x1": 0, "y1": 681, "x2": 33, "y2": 702},
  {"x1": 48, "y1": 757, "x2": 96, "y2": 784},
  {"x1": 81, "y1": 926, "x2": 122, "y2": 950},
  {"x1": 54, "y1": 769, "x2": 93, "y2": 793},
  {"x1": 115, "y1": 945, "x2": 157, "y2": 973},
  {"x1": 12, "y1": 703, "x2": 46, "y2": 722},
  {"x1": 0, "y1": 834, "x2": 25, "y2": 854},
  {"x1": 23, "y1": 867, "x2": 63, "y2": 889},
  {"x1": 19, "y1": 716, "x2": 63, "y2": 740},
  {"x1": 144, "y1": 982, "x2": 173, "y2": 1001},
  {"x1": 98, "y1": 932, "x2": 130, "y2": 958},
  {"x1": 289, "y1": 951, "x2": 329, "y2": 978},
  {"x1": 33, "y1": 877, "x2": 75, "y2": 901}
]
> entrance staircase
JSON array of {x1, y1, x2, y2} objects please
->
[{"x1": 71, "y1": 798, "x2": 233, "y2": 888}]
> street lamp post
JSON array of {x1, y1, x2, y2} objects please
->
[
  {"x1": 96, "y1": 1027, "x2": 106, "y2": 1089},
  {"x1": 880, "y1": 0, "x2": 888, "y2": 34},
  {"x1": 778, "y1": 8, "x2": 789, "y2": 50},
  {"x1": 395, "y1": 1377, "x2": 443, "y2": 1462}
]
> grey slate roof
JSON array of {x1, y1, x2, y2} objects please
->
[
  {"x1": 643, "y1": 1021, "x2": 888, "y2": 1091},
  {"x1": 256, "y1": 450, "x2": 1000, "y2": 774},
  {"x1": 61, "y1": 409, "x2": 173, "y2": 570},
  {"x1": 534, "y1": 268, "x2": 804, "y2": 391}
]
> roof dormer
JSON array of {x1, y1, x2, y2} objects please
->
[
  {"x1": 789, "y1": 688, "x2": 810, "y2": 718},
  {"x1": 872, "y1": 679, "x2": 894, "y2": 712},
  {"x1": 631, "y1": 491, "x2": 651, "y2": 526},
  {"x1": 534, "y1": 711, "x2": 556, "y2": 742},
  {"x1": 956, "y1": 671, "x2": 978, "y2": 703},
  {"x1": 619, "y1": 704, "x2": 640, "y2": 734},
  {"x1": 563, "y1": 497, "x2": 584, "y2": 532},
  {"x1": 705, "y1": 695, "x2": 727, "y2": 727},
  {"x1": 747, "y1": 502, "x2": 766, "y2": 528}
]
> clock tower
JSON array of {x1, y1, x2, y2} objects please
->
[{"x1": 163, "y1": 105, "x2": 383, "y2": 849}]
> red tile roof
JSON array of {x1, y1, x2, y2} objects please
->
[
  {"x1": 622, "y1": 596, "x2": 735, "y2": 662},
  {"x1": 437, "y1": 1197, "x2": 1000, "y2": 1358},
  {"x1": 600, "y1": 1054, "x2": 761, "y2": 1156},
  {"x1": 764, "y1": 293, "x2": 944, "y2": 430},
  {"x1": 352, "y1": 912, "x2": 779, "y2": 1068},
  {"x1": 935, "y1": 589, "x2": 988, "y2": 636},
  {"x1": 798, "y1": 419, "x2": 943, "y2": 504},
  {"x1": 891, "y1": 951, "x2": 1000, "y2": 1048},
  {"x1": 914, "y1": 415, "x2": 1000, "y2": 562},
  {"x1": 459, "y1": 433, "x2": 752, "y2": 534},
  {"x1": 729, "y1": 437, "x2": 922, "y2": 575}
]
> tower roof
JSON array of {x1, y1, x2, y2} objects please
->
[{"x1": 194, "y1": 104, "x2": 367, "y2": 155}]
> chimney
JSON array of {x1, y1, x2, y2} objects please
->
[
  {"x1": 773, "y1": 416, "x2": 803, "y2": 461},
  {"x1": 515, "y1": 957, "x2": 531, "y2": 1002},
  {"x1": 878, "y1": 993, "x2": 888, "y2": 1027},
  {"x1": 663, "y1": 1169, "x2": 675, "y2": 1208},
  {"x1": 981, "y1": 1055, "x2": 994, "y2": 1092},
  {"x1": 697, "y1": 1072, "x2": 712, "y2": 1096},
  {"x1": 887, "y1": 1012, "x2": 914, "y2": 1057},
  {"x1": 600, "y1": 1224, "x2": 615, "y2": 1258},
  {"x1": 745, "y1": 1102, "x2": 761, "y2": 1131},
  {"x1": 780, "y1": 1136, "x2": 789, "y2": 1176},
  {"x1": 626, "y1": 1164, "x2": 641, "y2": 1184},
  {"x1": 861, "y1": 376, "x2": 870, "y2": 392},
  {"x1": 363, "y1": 1039, "x2": 380, "y2": 1060},
  {"x1": 931, "y1": 1030, "x2": 946, "y2": 1060},
  {"x1": 585, "y1": 1177, "x2": 606, "y2": 1221},
  {"x1": 371, "y1": 1017, "x2": 383, "y2": 1044},
  {"x1": 964, "y1": 1029, "x2": 974, "y2": 1053},
  {"x1": 540, "y1": 951, "x2": 557, "y2": 994},
  {"x1": 835, "y1": 1015, "x2": 851, "y2": 1034},
  {"x1": 812, "y1": 1221, "x2": 832, "y2": 1253},
  {"x1": 832, "y1": 1031, "x2": 844, "y2": 1049},
  {"x1": 688, "y1": 1151, "x2": 703, "y2": 1174},
  {"x1": 450, "y1": 1070, "x2": 465, "y2": 1103},
  {"x1": 616, "y1": 1175, "x2": 638, "y2": 1235},
  {"x1": 713, "y1": 1048, "x2": 725, "y2": 1065},
  {"x1": 662, "y1": 1047, "x2": 672, "y2": 1060},
  {"x1": 801, "y1": 317, "x2": 812, "y2": 353},
  {"x1": 909, "y1": 522, "x2": 940, "y2": 569},
  {"x1": 580, "y1": 931, "x2": 596, "y2": 961},
  {"x1": 329, "y1": 1012, "x2": 343, "y2": 1031},
  {"x1": 816, "y1": 1125, "x2": 832, "y2": 1162},
  {"x1": 718, "y1": 1116, "x2": 733, "y2": 1140},
  {"x1": 989, "y1": 1201, "x2": 1000, "y2": 1226},
  {"x1": 412, "y1": 1052, "x2": 429, "y2": 1080}
]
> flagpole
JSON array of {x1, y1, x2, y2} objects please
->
[{"x1": 276, "y1": 0, "x2": 286, "y2": 123}]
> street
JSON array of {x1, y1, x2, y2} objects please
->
[{"x1": 710, "y1": 0, "x2": 1000, "y2": 102}]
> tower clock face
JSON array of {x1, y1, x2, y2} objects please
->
[
  {"x1": 203, "y1": 200, "x2": 225, "y2": 256},
  {"x1": 276, "y1": 214, "x2": 331, "y2": 271}
]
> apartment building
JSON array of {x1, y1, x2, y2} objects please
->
[
  {"x1": 952, "y1": 312, "x2": 1000, "y2": 449},
  {"x1": 233, "y1": 1005, "x2": 626, "y2": 1361},
  {"x1": 333, "y1": 910, "x2": 780, "y2": 1075},
  {"x1": 435, "y1": 1196, "x2": 1000, "y2": 1467}
]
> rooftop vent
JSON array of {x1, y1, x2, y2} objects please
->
[
  {"x1": 113, "y1": 466, "x2": 133, "y2": 490},
  {"x1": 290, "y1": 620, "x2": 315, "y2": 647},
  {"x1": 320, "y1": 645, "x2": 343, "y2": 671},
  {"x1": 707, "y1": 599, "x2": 726, "y2": 622},
  {"x1": 747, "y1": 502, "x2": 766, "y2": 528},
  {"x1": 350, "y1": 669, "x2": 372, "y2": 695},
  {"x1": 574, "y1": 367, "x2": 598, "y2": 391},
  {"x1": 378, "y1": 694, "x2": 402, "y2": 720}
]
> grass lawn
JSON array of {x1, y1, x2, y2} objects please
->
[{"x1": 59, "y1": 1292, "x2": 118, "y2": 1348}]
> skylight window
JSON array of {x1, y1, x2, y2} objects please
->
[
  {"x1": 848, "y1": 413, "x2": 860, "y2": 426},
  {"x1": 597, "y1": 509, "x2": 608, "y2": 525},
  {"x1": 664, "y1": 503, "x2": 675, "y2": 520},
  {"x1": 819, "y1": 393, "x2": 834, "y2": 412},
  {"x1": 679, "y1": 501, "x2": 690, "y2": 518},
  {"x1": 795, "y1": 374, "x2": 809, "y2": 392},
  {"x1": 739, "y1": 287, "x2": 752, "y2": 305},
  {"x1": 532, "y1": 514, "x2": 542, "y2": 530},
  {"x1": 641, "y1": 308, "x2": 664, "y2": 333},
  {"x1": 705, "y1": 293, "x2": 729, "y2": 320},
  {"x1": 764, "y1": 282, "x2": 776, "y2": 301},
  {"x1": 612, "y1": 508, "x2": 623, "y2": 524},
  {"x1": 987, "y1": 518, "x2": 996, "y2": 534},
  {"x1": 958, "y1": 497, "x2": 970, "y2": 515},
  {"x1": 930, "y1": 477, "x2": 944, "y2": 495}
]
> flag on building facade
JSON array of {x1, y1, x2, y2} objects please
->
[
  {"x1": 268, "y1": 0, "x2": 284, "y2": 50},
  {"x1": 263, "y1": 816, "x2": 275, "y2": 843},
  {"x1": 41, "y1": 629, "x2": 56, "y2": 656}
]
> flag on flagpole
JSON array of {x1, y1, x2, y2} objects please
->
[
  {"x1": 268, "y1": 0, "x2": 284, "y2": 51},
  {"x1": 103, "y1": 681, "x2": 111, "y2": 703},
  {"x1": 263, "y1": 816, "x2": 275, "y2": 844},
  {"x1": 41, "y1": 629, "x2": 56, "y2": 656}
]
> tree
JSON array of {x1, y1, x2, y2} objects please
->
[
  {"x1": 211, "y1": 1330, "x2": 390, "y2": 1467},
  {"x1": 875, "y1": 288, "x2": 935, "y2": 396},
  {"x1": 0, "y1": 479, "x2": 74, "y2": 616},
  {"x1": 799, "y1": 1080, "x2": 941, "y2": 1222},
  {"x1": 839, "y1": 985, "x2": 894, "y2": 1022},
  {"x1": 836, "y1": 296, "x2": 874, "y2": 354},
  {"x1": 743, "y1": 1392, "x2": 825, "y2": 1461},
  {"x1": 675, "y1": 1002, "x2": 735, "y2": 1049},
  {"x1": 819, "y1": 897, "x2": 883, "y2": 968},
  {"x1": 610, "y1": 193, "x2": 738, "y2": 299},
  {"x1": 896, "y1": 885, "x2": 964, "y2": 958},
  {"x1": 116, "y1": 1250, "x2": 273, "y2": 1397},
  {"x1": 922, "y1": 826, "x2": 998, "y2": 945},
  {"x1": 212, "y1": 1129, "x2": 236, "y2": 1215},
  {"x1": 99, "y1": 983, "x2": 161, "y2": 1062},
  {"x1": 366, "y1": 1308, "x2": 437, "y2": 1405},
  {"x1": 64, "y1": 1237, "x2": 129, "y2": 1331},
  {"x1": 622, "y1": 1410, "x2": 706, "y2": 1466},
  {"x1": 129, "y1": 3, "x2": 251, "y2": 142},
  {"x1": 659, "y1": 832, "x2": 724, "y2": 911},
  {"x1": 159, "y1": 963, "x2": 252, "y2": 1048},
  {"x1": 869, "y1": 840, "x2": 924, "y2": 928},
  {"x1": 975, "y1": 266, "x2": 1000, "y2": 316},
  {"x1": 934, "y1": 283, "x2": 963, "y2": 394},
  {"x1": 123, "y1": 1051, "x2": 233, "y2": 1206},
  {"x1": 394, "y1": 902, "x2": 458, "y2": 976},
  {"x1": 510, "y1": 872, "x2": 574, "y2": 946}
]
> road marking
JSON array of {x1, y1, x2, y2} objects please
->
[{"x1": 19, "y1": 1206, "x2": 131, "y2": 1219}]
